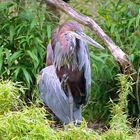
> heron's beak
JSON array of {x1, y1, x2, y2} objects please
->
[{"x1": 68, "y1": 31, "x2": 104, "y2": 49}]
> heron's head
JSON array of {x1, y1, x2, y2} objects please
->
[{"x1": 54, "y1": 21, "x2": 104, "y2": 69}]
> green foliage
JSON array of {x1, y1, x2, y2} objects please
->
[
  {"x1": 100, "y1": 74, "x2": 133, "y2": 140},
  {"x1": 0, "y1": 1, "x2": 58, "y2": 91},
  {"x1": 97, "y1": 0, "x2": 140, "y2": 118},
  {"x1": 71, "y1": 0, "x2": 140, "y2": 122},
  {"x1": 0, "y1": 106, "x2": 58, "y2": 140},
  {"x1": 98, "y1": 0, "x2": 140, "y2": 57},
  {"x1": 110, "y1": 74, "x2": 132, "y2": 131},
  {"x1": 0, "y1": 80, "x2": 139, "y2": 140},
  {"x1": 58, "y1": 124, "x2": 100, "y2": 140},
  {"x1": 101, "y1": 129, "x2": 132, "y2": 140},
  {"x1": 0, "y1": 80, "x2": 23, "y2": 114}
]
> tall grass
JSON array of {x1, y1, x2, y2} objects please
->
[
  {"x1": 110, "y1": 74, "x2": 132, "y2": 131},
  {"x1": 0, "y1": 80, "x2": 24, "y2": 114},
  {"x1": 0, "y1": 106, "x2": 58, "y2": 140},
  {"x1": 0, "y1": 78, "x2": 138, "y2": 140},
  {"x1": 100, "y1": 74, "x2": 133, "y2": 140}
]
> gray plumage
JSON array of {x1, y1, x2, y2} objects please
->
[
  {"x1": 77, "y1": 40, "x2": 91, "y2": 103},
  {"x1": 38, "y1": 65, "x2": 82, "y2": 124}
]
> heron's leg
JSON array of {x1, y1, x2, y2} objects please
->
[
  {"x1": 61, "y1": 74, "x2": 68, "y2": 95},
  {"x1": 61, "y1": 74, "x2": 74, "y2": 122},
  {"x1": 67, "y1": 84, "x2": 74, "y2": 122}
]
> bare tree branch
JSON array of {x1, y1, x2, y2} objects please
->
[{"x1": 45, "y1": 0, "x2": 136, "y2": 74}]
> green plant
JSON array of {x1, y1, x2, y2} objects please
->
[
  {"x1": 0, "y1": 106, "x2": 58, "y2": 140},
  {"x1": 1, "y1": 80, "x2": 140, "y2": 140},
  {"x1": 97, "y1": 0, "x2": 140, "y2": 118},
  {"x1": 101, "y1": 129, "x2": 132, "y2": 140},
  {"x1": 110, "y1": 74, "x2": 132, "y2": 131},
  {"x1": 0, "y1": 80, "x2": 23, "y2": 114},
  {"x1": 0, "y1": 1, "x2": 58, "y2": 92},
  {"x1": 58, "y1": 124, "x2": 100, "y2": 140},
  {"x1": 71, "y1": 0, "x2": 140, "y2": 122},
  {"x1": 100, "y1": 74, "x2": 133, "y2": 140}
]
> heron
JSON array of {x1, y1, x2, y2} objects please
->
[{"x1": 38, "y1": 21, "x2": 104, "y2": 124}]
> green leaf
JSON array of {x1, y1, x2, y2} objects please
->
[
  {"x1": 47, "y1": 24, "x2": 51, "y2": 42},
  {"x1": 110, "y1": 24, "x2": 115, "y2": 34},
  {"x1": 2, "y1": 23, "x2": 10, "y2": 30},
  {"x1": 0, "y1": 2, "x2": 13, "y2": 11},
  {"x1": 30, "y1": 19, "x2": 36, "y2": 30},
  {"x1": 26, "y1": 50, "x2": 39, "y2": 70},
  {"x1": 136, "y1": 10, "x2": 140, "y2": 28},
  {"x1": 16, "y1": 23, "x2": 27, "y2": 36},
  {"x1": 9, "y1": 25, "x2": 15, "y2": 44},
  {"x1": 128, "y1": 18, "x2": 135, "y2": 30},
  {"x1": 26, "y1": 35, "x2": 34, "y2": 45},
  {"x1": 13, "y1": 67, "x2": 21, "y2": 80},
  {"x1": 21, "y1": 67, "x2": 32, "y2": 86},
  {"x1": 9, "y1": 51, "x2": 22, "y2": 66},
  {"x1": 4, "y1": 48, "x2": 11, "y2": 62},
  {"x1": 90, "y1": 52, "x2": 105, "y2": 64},
  {"x1": 0, "y1": 47, "x2": 3, "y2": 72}
]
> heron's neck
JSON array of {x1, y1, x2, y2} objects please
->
[{"x1": 54, "y1": 48, "x2": 78, "y2": 70}]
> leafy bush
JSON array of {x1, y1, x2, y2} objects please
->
[
  {"x1": 0, "y1": 106, "x2": 58, "y2": 140},
  {"x1": 0, "y1": 80, "x2": 23, "y2": 114},
  {"x1": 101, "y1": 129, "x2": 132, "y2": 140},
  {"x1": 110, "y1": 74, "x2": 132, "y2": 131},
  {"x1": 0, "y1": 80, "x2": 138, "y2": 140},
  {"x1": 100, "y1": 74, "x2": 133, "y2": 140},
  {"x1": 70, "y1": 0, "x2": 140, "y2": 122},
  {"x1": 0, "y1": 1, "x2": 58, "y2": 91},
  {"x1": 97, "y1": 0, "x2": 140, "y2": 118}
]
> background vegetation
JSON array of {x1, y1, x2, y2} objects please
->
[
  {"x1": 0, "y1": 1, "x2": 58, "y2": 99},
  {"x1": 0, "y1": 0, "x2": 140, "y2": 139},
  {"x1": 70, "y1": 0, "x2": 140, "y2": 123}
]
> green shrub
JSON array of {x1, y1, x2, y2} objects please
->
[
  {"x1": 0, "y1": 106, "x2": 58, "y2": 140},
  {"x1": 70, "y1": 0, "x2": 140, "y2": 122},
  {"x1": 0, "y1": 80, "x2": 139, "y2": 140},
  {"x1": 100, "y1": 74, "x2": 133, "y2": 140},
  {"x1": 110, "y1": 74, "x2": 132, "y2": 131},
  {"x1": 0, "y1": 80, "x2": 23, "y2": 114},
  {"x1": 0, "y1": 1, "x2": 58, "y2": 91},
  {"x1": 58, "y1": 123, "x2": 100, "y2": 140},
  {"x1": 101, "y1": 129, "x2": 132, "y2": 140},
  {"x1": 97, "y1": 0, "x2": 140, "y2": 118}
]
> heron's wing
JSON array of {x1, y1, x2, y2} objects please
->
[
  {"x1": 38, "y1": 65, "x2": 71, "y2": 124},
  {"x1": 47, "y1": 27, "x2": 60, "y2": 66},
  {"x1": 77, "y1": 40, "x2": 91, "y2": 104}
]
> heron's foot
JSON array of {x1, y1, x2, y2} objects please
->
[{"x1": 74, "y1": 120, "x2": 82, "y2": 126}]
